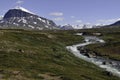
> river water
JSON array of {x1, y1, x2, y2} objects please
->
[{"x1": 66, "y1": 35, "x2": 120, "y2": 77}]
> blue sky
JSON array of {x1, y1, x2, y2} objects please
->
[{"x1": 0, "y1": 0, "x2": 120, "y2": 25}]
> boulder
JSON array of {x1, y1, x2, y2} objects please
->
[{"x1": 18, "y1": 49, "x2": 24, "y2": 53}]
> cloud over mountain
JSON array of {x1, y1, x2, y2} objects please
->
[
  {"x1": 49, "y1": 12, "x2": 63, "y2": 16},
  {"x1": 54, "y1": 17, "x2": 64, "y2": 21}
]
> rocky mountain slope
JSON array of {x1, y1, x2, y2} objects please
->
[
  {"x1": 108, "y1": 20, "x2": 120, "y2": 28},
  {"x1": 94, "y1": 21, "x2": 120, "y2": 28},
  {"x1": 0, "y1": 7, "x2": 58, "y2": 30}
]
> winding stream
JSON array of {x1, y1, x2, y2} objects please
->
[{"x1": 66, "y1": 34, "x2": 120, "y2": 77}]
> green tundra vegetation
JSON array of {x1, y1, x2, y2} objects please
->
[
  {"x1": 0, "y1": 29, "x2": 119, "y2": 80},
  {"x1": 82, "y1": 28, "x2": 120, "y2": 61}
]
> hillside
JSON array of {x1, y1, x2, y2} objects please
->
[
  {"x1": 0, "y1": 29, "x2": 119, "y2": 80},
  {"x1": 106, "y1": 21, "x2": 120, "y2": 28}
]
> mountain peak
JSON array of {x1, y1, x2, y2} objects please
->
[
  {"x1": 0, "y1": 7, "x2": 58, "y2": 30},
  {"x1": 13, "y1": 6, "x2": 35, "y2": 14}
]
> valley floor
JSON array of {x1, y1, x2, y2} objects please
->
[{"x1": 0, "y1": 28, "x2": 119, "y2": 80}]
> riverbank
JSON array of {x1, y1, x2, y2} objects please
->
[{"x1": 67, "y1": 35, "x2": 120, "y2": 77}]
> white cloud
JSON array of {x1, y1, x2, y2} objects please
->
[
  {"x1": 71, "y1": 16, "x2": 75, "y2": 18},
  {"x1": 86, "y1": 23, "x2": 91, "y2": 25},
  {"x1": 54, "y1": 17, "x2": 64, "y2": 21},
  {"x1": 76, "y1": 20, "x2": 82, "y2": 23},
  {"x1": 16, "y1": 0, "x2": 24, "y2": 4},
  {"x1": 117, "y1": 18, "x2": 120, "y2": 21},
  {"x1": 49, "y1": 12, "x2": 63, "y2": 16}
]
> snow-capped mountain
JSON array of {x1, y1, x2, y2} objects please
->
[
  {"x1": 0, "y1": 7, "x2": 58, "y2": 30},
  {"x1": 60, "y1": 24, "x2": 74, "y2": 30},
  {"x1": 14, "y1": 6, "x2": 35, "y2": 14},
  {"x1": 60, "y1": 24, "x2": 93, "y2": 30},
  {"x1": 72, "y1": 25, "x2": 85, "y2": 29}
]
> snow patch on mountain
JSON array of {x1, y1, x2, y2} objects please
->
[
  {"x1": 41, "y1": 19, "x2": 46, "y2": 23},
  {"x1": 33, "y1": 22, "x2": 37, "y2": 24},
  {"x1": 14, "y1": 6, "x2": 35, "y2": 14},
  {"x1": 13, "y1": 23, "x2": 19, "y2": 26},
  {"x1": 47, "y1": 20, "x2": 50, "y2": 25},
  {"x1": 0, "y1": 16, "x2": 3, "y2": 20},
  {"x1": 38, "y1": 18, "x2": 42, "y2": 21},
  {"x1": 28, "y1": 25, "x2": 34, "y2": 29},
  {"x1": 45, "y1": 25, "x2": 49, "y2": 28},
  {"x1": 37, "y1": 18, "x2": 46, "y2": 23},
  {"x1": 36, "y1": 27, "x2": 43, "y2": 30}
]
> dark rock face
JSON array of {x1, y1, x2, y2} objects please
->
[
  {"x1": 99, "y1": 21, "x2": 120, "y2": 28},
  {"x1": 110, "y1": 21, "x2": 120, "y2": 27},
  {"x1": 3, "y1": 9, "x2": 32, "y2": 18},
  {"x1": 0, "y1": 8, "x2": 58, "y2": 30}
]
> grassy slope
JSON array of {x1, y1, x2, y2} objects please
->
[{"x1": 0, "y1": 29, "x2": 119, "y2": 80}]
